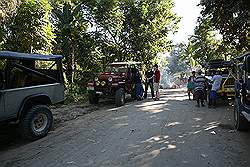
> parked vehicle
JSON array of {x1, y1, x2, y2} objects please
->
[
  {"x1": 204, "y1": 59, "x2": 235, "y2": 99},
  {"x1": 0, "y1": 51, "x2": 64, "y2": 140},
  {"x1": 87, "y1": 62, "x2": 141, "y2": 107},
  {"x1": 234, "y1": 52, "x2": 250, "y2": 130}
]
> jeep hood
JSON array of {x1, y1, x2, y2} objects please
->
[{"x1": 97, "y1": 72, "x2": 125, "y2": 80}]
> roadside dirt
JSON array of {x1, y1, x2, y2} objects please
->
[
  {"x1": 52, "y1": 104, "x2": 100, "y2": 129},
  {"x1": 1, "y1": 89, "x2": 250, "y2": 167}
]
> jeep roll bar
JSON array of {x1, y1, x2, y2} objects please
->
[
  {"x1": 0, "y1": 51, "x2": 63, "y2": 61},
  {"x1": 11, "y1": 62, "x2": 58, "y2": 82}
]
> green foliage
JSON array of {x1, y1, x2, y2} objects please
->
[
  {"x1": 200, "y1": 0, "x2": 249, "y2": 51},
  {"x1": 184, "y1": 0, "x2": 249, "y2": 67},
  {"x1": 188, "y1": 17, "x2": 224, "y2": 64},
  {"x1": 52, "y1": 2, "x2": 103, "y2": 91},
  {"x1": 86, "y1": 0, "x2": 180, "y2": 65},
  {"x1": 0, "y1": 0, "x2": 180, "y2": 102},
  {"x1": 186, "y1": 16, "x2": 242, "y2": 66},
  {"x1": 3, "y1": 0, "x2": 54, "y2": 53}
]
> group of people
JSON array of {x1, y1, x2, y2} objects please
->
[
  {"x1": 187, "y1": 70, "x2": 222, "y2": 108},
  {"x1": 132, "y1": 64, "x2": 161, "y2": 101}
]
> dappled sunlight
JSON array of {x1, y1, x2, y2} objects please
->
[
  {"x1": 193, "y1": 117, "x2": 202, "y2": 121},
  {"x1": 165, "y1": 121, "x2": 182, "y2": 127},
  {"x1": 107, "y1": 106, "x2": 124, "y2": 111},
  {"x1": 141, "y1": 135, "x2": 177, "y2": 151},
  {"x1": 142, "y1": 135, "x2": 162, "y2": 143},
  {"x1": 203, "y1": 121, "x2": 220, "y2": 131},
  {"x1": 120, "y1": 118, "x2": 224, "y2": 166},
  {"x1": 139, "y1": 103, "x2": 166, "y2": 114},
  {"x1": 135, "y1": 101, "x2": 167, "y2": 107},
  {"x1": 204, "y1": 125, "x2": 218, "y2": 131},
  {"x1": 132, "y1": 147, "x2": 166, "y2": 161},
  {"x1": 192, "y1": 130, "x2": 202, "y2": 135},
  {"x1": 167, "y1": 144, "x2": 176, "y2": 150},
  {"x1": 192, "y1": 125, "x2": 201, "y2": 128},
  {"x1": 112, "y1": 115, "x2": 128, "y2": 121},
  {"x1": 114, "y1": 123, "x2": 129, "y2": 128},
  {"x1": 128, "y1": 144, "x2": 140, "y2": 149}
]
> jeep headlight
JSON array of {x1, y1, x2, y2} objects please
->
[
  {"x1": 108, "y1": 77, "x2": 113, "y2": 82},
  {"x1": 101, "y1": 81, "x2": 106, "y2": 86},
  {"x1": 94, "y1": 77, "x2": 99, "y2": 82},
  {"x1": 96, "y1": 81, "x2": 100, "y2": 86}
]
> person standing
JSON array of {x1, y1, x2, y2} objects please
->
[
  {"x1": 144, "y1": 66, "x2": 155, "y2": 99},
  {"x1": 133, "y1": 69, "x2": 144, "y2": 101},
  {"x1": 153, "y1": 64, "x2": 160, "y2": 101},
  {"x1": 187, "y1": 71, "x2": 196, "y2": 100},
  {"x1": 208, "y1": 71, "x2": 222, "y2": 108},
  {"x1": 193, "y1": 70, "x2": 207, "y2": 107}
]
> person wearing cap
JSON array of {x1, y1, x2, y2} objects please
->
[
  {"x1": 153, "y1": 64, "x2": 160, "y2": 101},
  {"x1": 187, "y1": 71, "x2": 196, "y2": 100},
  {"x1": 193, "y1": 70, "x2": 207, "y2": 107}
]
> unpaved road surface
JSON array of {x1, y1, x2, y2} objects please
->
[{"x1": 1, "y1": 89, "x2": 250, "y2": 167}]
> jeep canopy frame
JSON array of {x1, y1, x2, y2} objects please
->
[
  {"x1": 0, "y1": 51, "x2": 64, "y2": 89},
  {"x1": 0, "y1": 51, "x2": 62, "y2": 61},
  {"x1": 203, "y1": 59, "x2": 236, "y2": 97}
]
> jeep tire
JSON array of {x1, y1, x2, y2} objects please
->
[
  {"x1": 19, "y1": 105, "x2": 53, "y2": 141},
  {"x1": 89, "y1": 91, "x2": 99, "y2": 104},
  {"x1": 115, "y1": 88, "x2": 125, "y2": 107},
  {"x1": 234, "y1": 98, "x2": 249, "y2": 131}
]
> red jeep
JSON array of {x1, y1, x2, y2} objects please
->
[{"x1": 87, "y1": 62, "x2": 141, "y2": 106}]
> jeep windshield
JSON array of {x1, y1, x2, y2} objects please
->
[{"x1": 105, "y1": 65, "x2": 127, "y2": 73}]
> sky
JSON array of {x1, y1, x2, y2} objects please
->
[{"x1": 172, "y1": 0, "x2": 202, "y2": 44}]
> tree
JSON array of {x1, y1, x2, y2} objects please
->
[
  {"x1": 0, "y1": 0, "x2": 20, "y2": 50},
  {"x1": 187, "y1": 17, "x2": 226, "y2": 65},
  {"x1": 88, "y1": 0, "x2": 180, "y2": 64},
  {"x1": 4, "y1": 0, "x2": 54, "y2": 53},
  {"x1": 52, "y1": 1, "x2": 104, "y2": 90},
  {"x1": 200, "y1": 0, "x2": 249, "y2": 52},
  {"x1": 122, "y1": 0, "x2": 180, "y2": 63}
]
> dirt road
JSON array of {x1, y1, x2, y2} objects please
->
[{"x1": 1, "y1": 89, "x2": 250, "y2": 167}]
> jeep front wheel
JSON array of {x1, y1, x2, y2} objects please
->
[
  {"x1": 88, "y1": 91, "x2": 99, "y2": 104},
  {"x1": 234, "y1": 98, "x2": 249, "y2": 131},
  {"x1": 19, "y1": 105, "x2": 53, "y2": 141},
  {"x1": 115, "y1": 88, "x2": 125, "y2": 107}
]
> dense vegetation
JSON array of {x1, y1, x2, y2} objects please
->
[
  {"x1": 0, "y1": 0, "x2": 180, "y2": 100},
  {"x1": 184, "y1": 0, "x2": 249, "y2": 65},
  {"x1": 0, "y1": 0, "x2": 249, "y2": 101}
]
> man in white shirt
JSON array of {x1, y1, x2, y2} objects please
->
[{"x1": 208, "y1": 71, "x2": 222, "y2": 108}]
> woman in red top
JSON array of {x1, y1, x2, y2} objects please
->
[{"x1": 153, "y1": 64, "x2": 160, "y2": 100}]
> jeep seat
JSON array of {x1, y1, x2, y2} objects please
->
[{"x1": 11, "y1": 68, "x2": 27, "y2": 88}]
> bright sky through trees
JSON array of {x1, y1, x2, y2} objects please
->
[{"x1": 172, "y1": 0, "x2": 201, "y2": 43}]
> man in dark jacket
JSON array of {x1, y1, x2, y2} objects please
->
[{"x1": 144, "y1": 67, "x2": 155, "y2": 99}]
